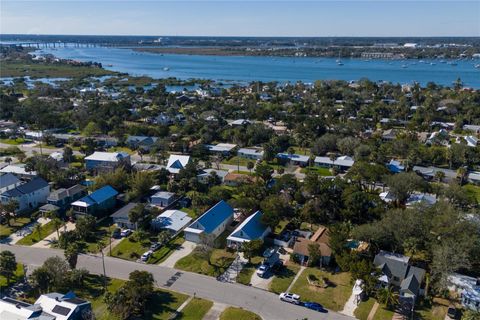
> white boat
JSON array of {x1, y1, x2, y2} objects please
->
[
  {"x1": 163, "y1": 67, "x2": 170, "y2": 71},
  {"x1": 337, "y1": 62, "x2": 344, "y2": 66}
]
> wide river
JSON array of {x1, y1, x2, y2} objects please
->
[{"x1": 36, "y1": 46, "x2": 480, "y2": 87}]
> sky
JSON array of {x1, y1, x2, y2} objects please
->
[{"x1": 1, "y1": 1, "x2": 479, "y2": 37}]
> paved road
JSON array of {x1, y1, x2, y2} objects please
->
[{"x1": 1, "y1": 245, "x2": 353, "y2": 320}]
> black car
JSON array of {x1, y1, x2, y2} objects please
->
[
  {"x1": 447, "y1": 306, "x2": 458, "y2": 320},
  {"x1": 111, "y1": 228, "x2": 121, "y2": 239}
]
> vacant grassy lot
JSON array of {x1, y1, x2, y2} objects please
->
[
  {"x1": 290, "y1": 268, "x2": 351, "y2": 311},
  {"x1": 0, "y1": 217, "x2": 31, "y2": 240},
  {"x1": 269, "y1": 263, "x2": 301, "y2": 294},
  {"x1": 80, "y1": 218, "x2": 115, "y2": 253},
  {"x1": 219, "y1": 307, "x2": 261, "y2": 320},
  {"x1": 221, "y1": 156, "x2": 252, "y2": 167},
  {"x1": 177, "y1": 298, "x2": 213, "y2": 320},
  {"x1": 110, "y1": 233, "x2": 184, "y2": 264},
  {"x1": 415, "y1": 297, "x2": 449, "y2": 320},
  {"x1": 175, "y1": 248, "x2": 235, "y2": 277},
  {"x1": 16, "y1": 220, "x2": 61, "y2": 246}
]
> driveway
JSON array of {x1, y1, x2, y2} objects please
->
[
  {"x1": 250, "y1": 270, "x2": 274, "y2": 290},
  {"x1": 1, "y1": 217, "x2": 50, "y2": 244},
  {"x1": 32, "y1": 222, "x2": 76, "y2": 248},
  {"x1": 159, "y1": 240, "x2": 197, "y2": 268}
]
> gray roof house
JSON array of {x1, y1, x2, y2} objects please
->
[
  {"x1": 110, "y1": 202, "x2": 139, "y2": 229},
  {"x1": 0, "y1": 173, "x2": 21, "y2": 194},
  {"x1": 373, "y1": 250, "x2": 425, "y2": 302},
  {"x1": 151, "y1": 209, "x2": 192, "y2": 234},
  {"x1": 1, "y1": 177, "x2": 50, "y2": 213}
]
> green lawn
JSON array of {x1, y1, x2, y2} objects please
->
[
  {"x1": 110, "y1": 233, "x2": 185, "y2": 264},
  {"x1": 177, "y1": 298, "x2": 213, "y2": 320},
  {"x1": 219, "y1": 307, "x2": 261, "y2": 320},
  {"x1": 179, "y1": 207, "x2": 197, "y2": 218},
  {"x1": 175, "y1": 248, "x2": 235, "y2": 277},
  {"x1": 236, "y1": 256, "x2": 263, "y2": 285},
  {"x1": 106, "y1": 146, "x2": 135, "y2": 154},
  {"x1": 0, "y1": 263, "x2": 24, "y2": 291},
  {"x1": 354, "y1": 297, "x2": 376, "y2": 320},
  {"x1": 463, "y1": 184, "x2": 480, "y2": 203},
  {"x1": 0, "y1": 138, "x2": 27, "y2": 145},
  {"x1": 81, "y1": 218, "x2": 115, "y2": 253},
  {"x1": 0, "y1": 217, "x2": 31, "y2": 240},
  {"x1": 274, "y1": 219, "x2": 289, "y2": 234},
  {"x1": 221, "y1": 156, "x2": 252, "y2": 167},
  {"x1": 415, "y1": 298, "x2": 450, "y2": 320},
  {"x1": 74, "y1": 275, "x2": 188, "y2": 320},
  {"x1": 290, "y1": 268, "x2": 352, "y2": 311},
  {"x1": 269, "y1": 264, "x2": 301, "y2": 294},
  {"x1": 373, "y1": 305, "x2": 395, "y2": 320},
  {"x1": 16, "y1": 220, "x2": 62, "y2": 246},
  {"x1": 300, "y1": 166, "x2": 332, "y2": 176}
]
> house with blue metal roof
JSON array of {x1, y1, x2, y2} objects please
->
[
  {"x1": 0, "y1": 177, "x2": 50, "y2": 213},
  {"x1": 226, "y1": 211, "x2": 271, "y2": 248},
  {"x1": 184, "y1": 200, "x2": 234, "y2": 243},
  {"x1": 71, "y1": 185, "x2": 118, "y2": 216}
]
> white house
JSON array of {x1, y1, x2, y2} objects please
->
[
  {"x1": 151, "y1": 209, "x2": 192, "y2": 234},
  {"x1": 206, "y1": 143, "x2": 237, "y2": 155},
  {"x1": 197, "y1": 169, "x2": 229, "y2": 184},
  {"x1": 0, "y1": 164, "x2": 37, "y2": 177},
  {"x1": 184, "y1": 200, "x2": 234, "y2": 243},
  {"x1": 226, "y1": 210, "x2": 271, "y2": 248},
  {"x1": 314, "y1": 155, "x2": 355, "y2": 171},
  {"x1": 35, "y1": 292, "x2": 92, "y2": 320},
  {"x1": 166, "y1": 154, "x2": 191, "y2": 174},
  {"x1": 237, "y1": 148, "x2": 264, "y2": 160},
  {"x1": 84, "y1": 151, "x2": 131, "y2": 172},
  {"x1": 0, "y1": 177, "x2": 50, "y2": 212}
]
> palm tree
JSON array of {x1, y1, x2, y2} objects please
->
[
  {"x1": 1, "y1": 200, "x2": 19, "y2": 226},
  {"x1": 456, "y1": 167, "x2": 468, "y2": 185},
  {"x1": 34, "y1": 223, "x2": 42, "y2": 241},
  {"x1": 435, "y1": 171, "x2": 445, "y2": 183},
  {"x1": 157, "y1": 230, "x2": 170, "y2": 245},
  {"x1": 377, "y1": 286, "x2": 398, "y2": 309}
]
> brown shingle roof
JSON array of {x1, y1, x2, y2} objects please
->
[{"x1": 293, "y1": 226, "x2": 332, "y2": 258}]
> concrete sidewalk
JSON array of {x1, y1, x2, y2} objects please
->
[{"x1": 203, "y1": 302, "x2": 228, "y2": 320}]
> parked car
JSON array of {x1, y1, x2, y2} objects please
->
[
  {"x1": 111, "y1": 228, "x2": 121, "y2": 239},
  {"x1": 141, "y1": 250, "x2": 153, "y2": 262},
  {"x1": 120, "y1": 229, "x2": 132, "y2": 237},
  {"x1": 257, "y1": 263, "x2": 270, "y2": 278},
  {"x1": 446, "y1": 306, "x2": 458, "y2": 320},
  {"x1": 263, "y1": 247, "x2": 275, "y2": 258},
  {"x1": 150, "y1": 242, "x2": 162, "y2": 251},
  {"x1": 271, "y1": 260, "x2": 283, "y2": 272},
  {"x1": 279, "y1": 292, "x2": 300, "y2": 305},
  {"x1": 303, "y1": 302, "x2": 326, "y2": 312}
]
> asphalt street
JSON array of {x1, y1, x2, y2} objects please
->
[{"x1": 1, "y1": 244, "x2": 354, "y2": 320}]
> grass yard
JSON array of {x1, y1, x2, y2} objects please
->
[
  {"x1": 179, "y1": 207, "x2": 197, "y2": 218},
  {"x1": 373, "y1": 305, "x2": 395, "y2": 320},
  {"x1": 74, "y1": 275, "x2": 188, "y2": 320},
  {"x1": 175, "y1": 248, "x2": 235, "y2": 277},
  {"x1": 81, "y1": 218, "x2": 116, "y2": 253},
  {"x1": 219, "y1": 307, "x2": 261, "y2": 320},
  {"x1": 415, "y1": 297, "x2": 450, "y2": 320},
  {"x1": 177, "y1": 298, "x2": 213, "y2": 320},
  {"x1": 236, "y1": 256, "x2": 264, "y2": 285},
  {"x1": 106, "y1": 146, "x2": 135, "y2": 154},
  {"x1": 274, "y1": 219, "x2": 289, "y2": 234},
  {"x1": 290, "y1": 268, "x2": 352, "y2": 311},
  {"x1": 354, "y1": 298, "x2": 376, "y2": 320},
  {"x1": 300, "y1": 166, "x2": 332, "y2": 176},
  {"x1": 0, "y1": 263, "x2": 24, "y2": 291},
  {"x1": 0, "y1": 217, "x2": 31, "y2": 240},
  {"x1": 0, "y1": 138, "x2": 27, "y2": 145},
  {"x1": 463, "y1": 184, "x2": 480, "y2": 203},
  {"x1": 221, "y1": 156, "x2": 252, "y2": 167},
  {"x1": 16, "y1": 220, "x2": 61, "y2": 246},
  {"x1": 269, "y1": 263, "x2": 301, "y2": 294},
  {"x1": 110, "y1": 233, "x2": 185, "y2": 264}
]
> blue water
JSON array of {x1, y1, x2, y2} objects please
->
[{"x1": 34, "y1": 47, "x2": 480, "y2": 87}]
